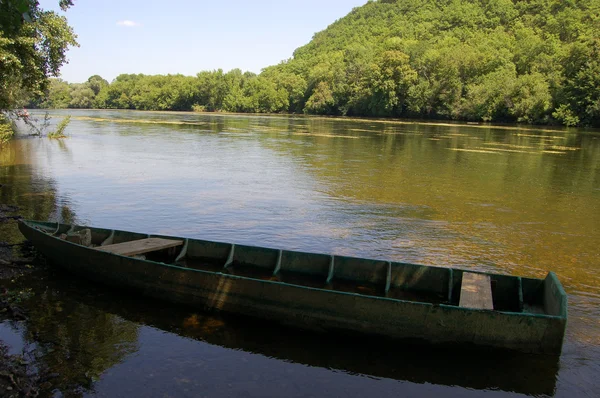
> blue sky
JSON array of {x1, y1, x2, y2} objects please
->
[{"x1": 39, "y1": 0, "x2": 367, "y2": 83}]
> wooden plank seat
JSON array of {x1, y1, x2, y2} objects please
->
[
  {"x1": 96, "y1": 238, "x2": 183, "y2": 257},
  {"x1": 459, "y1": 272, "x2": 494, "y2": 310}
]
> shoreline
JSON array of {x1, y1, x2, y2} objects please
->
[
  {"x1": 24, "y1": 108, "x2": 600, "y2": 135},
  {"x1": 0, "y1": 190, "x2": 48, "y2": 396}
]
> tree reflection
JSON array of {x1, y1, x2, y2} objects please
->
[
  {"x1": 29, "y1": 272, "x2": 559, "y2": 397},
  {"x1": 18, "y1": 286, "x2": 139, "y2": 395},
  {"x1": 1, "y1": 137, "x2": 140, "y2": 396}
]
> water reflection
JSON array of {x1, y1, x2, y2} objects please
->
[
  {"x1": 0, "y1": 138, "x2": 70, "y2": 257},
  {"x1": 11, "y1": 285, "x2": 139, "y2": 395},
  {"x1": 1, "y1": 136, "x2": 109, "y2": 396},
  {"x1": 6, "y1": 269, "x2": 559, "y2": 396},
  {"x1": 2, "y1": 110, "x2": 600, "y2": 396}
]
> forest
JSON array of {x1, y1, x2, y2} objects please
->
[{"x1": 30, "y1": 0, "x2": 600, "y2": 127}]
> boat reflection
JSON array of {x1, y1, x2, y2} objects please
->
[{"x1": 41, "y1": 269, "x2": 559, "y2": 396}]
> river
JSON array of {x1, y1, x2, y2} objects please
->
[{"x1": 1, "y1": 109, "x2": 599, "y2": 397}]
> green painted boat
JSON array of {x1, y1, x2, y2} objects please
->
[{"x1": 19, "y1": 220, "x2": 567, "y2": 355}]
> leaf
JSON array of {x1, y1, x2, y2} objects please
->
[{"x1": 15, "y1": 0, "x2": 30, "y2": 13}]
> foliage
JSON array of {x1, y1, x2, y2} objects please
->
[
  {"x1": 0, "y1": 0, "x2": 78, "y2": 113},
  {"x1": 87, "y1": 74, "x2": 108, "y2": 95},
  {"x1": 0, "y1": 114, "x2": 15, "y2": 144},
  {"x1": 48, "y1": 114, "x2": 70, "y2": 138},
  {"x1": 191, "y1": 103, "x2": 206, "y2": 112},
  {"x1": 23, "y1": 111, "x2": 50, "y2": 136},
  {"x1": 31, "y1": 0, "x2": 600, "y2": 126},
  {"x1": 22, "y1": 112, "x2": 71, "y2": 138},
  {"x1": 38, "y1": 79, "x2": 72, "y2": 108}
]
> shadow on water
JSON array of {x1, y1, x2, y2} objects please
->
[{"x1": 3, "y1": 267, "x2": 560, "y2": 397}]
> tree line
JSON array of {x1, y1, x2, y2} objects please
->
[{"x1": 25, "y1": 0, "x2": 600, "y2": 127}]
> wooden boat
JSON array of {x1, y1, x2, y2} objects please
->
[{"x1": 18, "y1": 220, "x2": 568, "y2": 355}]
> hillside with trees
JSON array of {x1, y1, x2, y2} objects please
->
[{"x1": 32, "y1": 0, "x2": 600, "y2": 127}]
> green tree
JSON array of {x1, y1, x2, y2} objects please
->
[
  {"x1": 69, "y1": 82, "x2": 95, "y2": 108},
  {"x1": 556, "y1": 39, "x2": 600, "y2": 126},
  {"x1": 41, "y1": 78, "x2": 72, "y2": 108},
  {"x1": 87, "y1": 74, "x2": 108, "y2": 96},
  {"x1": 222, "y1": 69, "x2": 246, "y2": 112},
  {"x1": 24, "y1": 0, "x2": 600, "y2": 126},
  {"x1": 369, "y1": 50, "x2": 418, "y2": 116},
  {"x1": 305, "y1": 81, "x2": 335, "y2": 114},
  {"x1": 196, "y1": 70, "x2": 228, "y2": 111},
  {"x1": 0, "y1": 0, "x2": 78, "y2": 111},
  {"x1": 261, "y1": 65, "x2": 307, "y2": 113},
  {"x1": 509, "y1": 72, "x2": 552, "y2": 123},
  {"x1": 0, "y1": 114, "x2": 15, "y2": 143},
  {"x1": 462, "y1": 65, "x2": 516, "y2": 121},
  {"x1": 242, "y1": 76, "x2": 289, "y2": 113}
]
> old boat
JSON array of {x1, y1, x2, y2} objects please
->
[{"x1": 19, "y1": 220, "x2": 567, "y2": 355}]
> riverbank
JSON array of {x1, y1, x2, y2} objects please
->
[
  {"x1": 0, "y1": 340, "x2": 56, "y2": 398},
  {"x1": 0, "y1": 202, "x2": 34, "y2": 280},
  {"x1": 0, "y1": 205, "x2": 43, "y2": 398},
  {"x1": 29, "y1": 107, "x2": 595, "y2": 135},
  {"x1": 0, "y1": 183, "x2": 48, "y2": 396}
]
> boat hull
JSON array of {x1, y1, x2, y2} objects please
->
[{"x1": 19, "y1": 220, "x2": 567, "y2": 355}]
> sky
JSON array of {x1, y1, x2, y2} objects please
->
[{"x1": 39, "y1": 0, "x2": 368, "y2": 83}]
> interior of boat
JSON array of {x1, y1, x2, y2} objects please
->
[{"x1": 32, "y1": 221, "x2": 564, "y2": 317}]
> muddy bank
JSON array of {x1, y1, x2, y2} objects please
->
[
  {"x1": 0, "y1": 201, "x2": 36, "y2": 280},
  {"x1": 0, "y1": 192, "x2": 49, "y2": 397},
  {"x1": 0, "y1": 340, "x2": 58, "y2": 398}
]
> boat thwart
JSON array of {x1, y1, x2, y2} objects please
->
[{"x1": 18, "y1": 220, "x2": 568, "y2": 355}]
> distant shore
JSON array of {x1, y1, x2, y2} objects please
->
[{"x1": 25, "y1": 108, "x2": 593, "y2": 135}]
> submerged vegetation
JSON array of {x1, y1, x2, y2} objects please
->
[{"x1": 27, "y1": 0, "x2": 600, "y2": 127}]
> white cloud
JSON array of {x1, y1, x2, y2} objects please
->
[{"x1": 117, "y1": 20, "x2": 142, "y2": 27}]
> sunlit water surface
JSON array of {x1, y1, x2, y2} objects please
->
[{"x1": 1, "y1": 109, "x2": 599, "y2": 397}]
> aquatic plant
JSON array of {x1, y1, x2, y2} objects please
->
[{"x1": 48, "y1": 116, "x2": 71, "y2": 138}]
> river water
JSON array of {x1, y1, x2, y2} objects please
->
[{"x1": 1, "y1": 109, "x2": 599, "y2": 397}]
